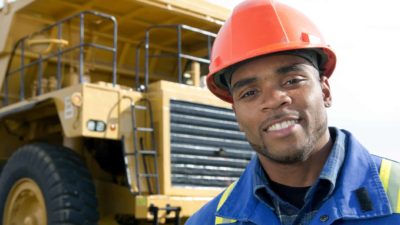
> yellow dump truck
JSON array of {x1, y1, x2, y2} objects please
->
[{"x1": 0, "y1": 0, "x2": 253, "y2": 224}]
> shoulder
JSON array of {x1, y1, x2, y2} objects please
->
[
  {"x1": 369, "y1": 154, "x2": 400, "y2": 179},
  {"x1": 185, "y1": 193, "x2": 222, "y2": 225},
  {"x1": 377, "y1": 156, "x2": 400, "y2": 187},
  {"x1": 372, "y1": 155, "x2": 400, "y2": 213}
]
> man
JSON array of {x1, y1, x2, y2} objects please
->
[{"x1": 186, "y1": 0, "x2": 400, "y2": 224}]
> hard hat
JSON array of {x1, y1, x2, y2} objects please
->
[{"x1": 206, "y1": 0, "x2": 336, "y2": 103}]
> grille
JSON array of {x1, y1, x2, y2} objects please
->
[{"x1": 170, "y1": 100, "x2": 253, "y2": 188}]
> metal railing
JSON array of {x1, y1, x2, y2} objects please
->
[
  {"x1": 2, "y1": 10, "x2": 118, "y2": 106},
  {"x1": 135, "y1": 24, "x2": 216, "y2": 91}
]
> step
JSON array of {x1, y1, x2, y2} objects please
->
[
  {"x1": 132, "y1": 105, "x2": 147, "y2": 110},
  {"x1": 139, "y1": 150, "x2": 157, "y2": 155},
  {"x1": 124, "y1": 150, "x2": 156, "y2": 156},
  {"x1": 139, "y1": 173, "x2": 158, "y2": 178},
  {"x1": 135, "y1": 127, "x2": 154, "y2": 132}
]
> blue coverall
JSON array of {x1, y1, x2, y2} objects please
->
[{"x1": 186, "y1": 130, "x2": 400, "y2": 225}]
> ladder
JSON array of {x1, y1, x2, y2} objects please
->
[{"x1": 124, "y1": 98, "x2": 160, "y2": 195}]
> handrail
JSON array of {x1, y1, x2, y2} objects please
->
[
  {"x1": 2, "y1": 10, "x2": 118, "y2": 106},
  {"x1": 135, "y1": 24, "x2": 216, "y2": 90},
  {"x1": 3, "y1": 38, "x2": 23, "y2": 106}
]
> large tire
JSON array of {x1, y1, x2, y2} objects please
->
[{"x1": 0, "y1": 143, "x2": 99, "y2": 225}]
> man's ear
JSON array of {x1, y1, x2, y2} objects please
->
[
  {"x1": 320, "y1": 76, "x2": 332, "y2": 108},
  {"x1": 232, "y1": 104, "x2": 244, "y2": 131}
]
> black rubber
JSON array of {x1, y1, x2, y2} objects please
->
[{"x1": 0, "y1": 143, "x2": 99, "y2": 224}]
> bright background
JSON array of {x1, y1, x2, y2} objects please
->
[{"x1": 209, "y1": 0, "x2": 400, "y2": 161}]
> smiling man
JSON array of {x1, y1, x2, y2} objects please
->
[{"x1": 186, "y1": 0, "x2": 400, "y2": 225}]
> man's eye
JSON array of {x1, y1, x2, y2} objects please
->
[
  {"x1": 285, "y1": 78, "x2": 305, "y2": 86},
  {"x1": 240, "y1": 89, "x2": 258, "y2": 99}
]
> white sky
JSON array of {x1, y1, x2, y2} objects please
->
[
  {"x1": 210, "y1": 0, "x2": 400, "y2": 161},
  {"x1": 0, "y1": 0, "x2": 16, "y2": 8}
]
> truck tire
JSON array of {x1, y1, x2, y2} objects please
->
[{"x1": 0, "y1": 143, "x2": 99, "y2": 225}]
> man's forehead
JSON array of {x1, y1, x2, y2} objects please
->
[
  {"x1": 229, "y1": 62, "x2": 315, "y2": 94},
  {"x1": 224, "y1": 49, "x2": 321, "y2": 93},
  {"x1": 230, "y1": 54, "x2": 314, "y2": 83}
]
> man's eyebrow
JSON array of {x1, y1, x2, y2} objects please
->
[
  {"x1": 230, "y1": 77, "x2": 258, "y2": 93},
  {"x1": 230, "y1": 63, "x2": 310, "y2": 93},
  {"x1": 276, "y1": 63, "x2": 308, "y2": 75}
]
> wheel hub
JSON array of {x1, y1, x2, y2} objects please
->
[{"x1": 3, "y1": 178, "x2": 47, "y2": 225}]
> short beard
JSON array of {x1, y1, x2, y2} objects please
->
[
  {"x1": 251, "y1": 142, "x2": 312, "y2": 164},
  {"x1": 251, "y1": 114, "x2": 328, "y2": 165}
]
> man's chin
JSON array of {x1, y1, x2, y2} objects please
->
[
  {"x1": 264, "y1": 153, "x2": 308, "y2": 164},
  {"x1": 256, "y1": 147, "x2": 310, "y2": 164}
]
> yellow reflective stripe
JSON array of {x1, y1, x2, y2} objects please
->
[
  {"x1": 215, "y1": 181, "x2": 238, "y2": 224},
  {"x1": 388, "y1": 161, "x2": 400, "y2": 213},
  {"x1": 380, "y1": 159, "x2": 392, "y2": 192},
  {"x1": 215, "y1": 217, "x2": 223, "y2": 224},
  {"x1": 397, "y1": 189, "x2": 400, "y2": 212},
  {"x1": 379, "y1": 159, "x2": 400, "y2": 213},
  {"x1": 217, "y1": 181, "x2": 237, "y2": 210},
  {"x1": 215, "y1": 217, "x2": 237, "y2": 224}
]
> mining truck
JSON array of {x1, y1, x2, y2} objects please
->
[{"x1": 0, "y1": 0, "x2": 253, "y2": 224}]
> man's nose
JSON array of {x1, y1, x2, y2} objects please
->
[{"x1": 260, "y1": 87, "x2": 292, "y2": 111}]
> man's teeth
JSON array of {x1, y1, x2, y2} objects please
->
[{"x1": 268, "y1": 120, "x2": 297, "y2": 131}]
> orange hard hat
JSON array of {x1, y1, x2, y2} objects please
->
[{"x1": 207, "y1": 0, "x2": 336, "y2": 103}]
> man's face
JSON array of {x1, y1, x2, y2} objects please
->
[{"x1": 231, "y1": 54, "x2": 332, "y2": 164}]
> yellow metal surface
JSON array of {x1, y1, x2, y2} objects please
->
[
  {"x1": 95, "y1": 180, "x2": 135, "y2": 224},
  {"x1": 82, "y1": 84, "x2": 120, "y2": 139},
  {"x1": 0, "y1": 121, "x2": 24, "y2": 160},
  {"x1": 3, "y1": 178, "x2": 47, "y2": 225},
  {"x1": 0, "y1": 82, "x2": 143, "y2": 140},
  {"x1": 0, "y1": 0, "x2": 233, "y2": 223}
]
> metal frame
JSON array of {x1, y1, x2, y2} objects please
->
[
  {"x1": 2, "y1": 10, "x2": 118, "y2": 106},
  {"x1": 135, "y1": 24, "x2": 216, "y2": 90}
]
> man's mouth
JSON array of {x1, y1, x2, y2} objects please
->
[{"x1": 265, "y1": 120, "x2": 298, "y2": 132}]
